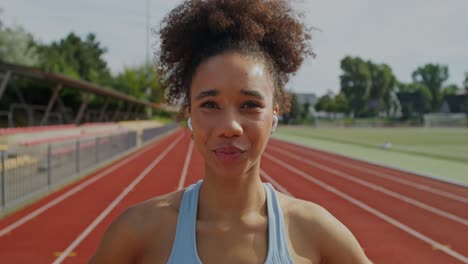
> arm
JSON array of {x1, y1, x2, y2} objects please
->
[
  {"x1": 317, "y1": 208, "x2": 372, "y2": 264},
  {"x1": 89, "y1": 208, "x2": 144, "y2": 264}
]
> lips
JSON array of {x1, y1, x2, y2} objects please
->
[{"x1": 212, "y1": 145, "x2": 246, "y2": 162}]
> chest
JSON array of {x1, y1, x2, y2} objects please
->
[
  {"x1": 195, "y1": 220, "x2": 269, "y2": 264},
  {"x1": 139, "y1": 219, "x2": 316, "y2": 264},
  {"x1": 139, "y1": 220, "x2": 269, "y2": 264}
]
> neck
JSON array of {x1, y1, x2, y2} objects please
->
[{"x1": 198, "y1": 163, "x2": 266, "y2": 221}]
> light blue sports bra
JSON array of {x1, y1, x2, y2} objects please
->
[{"x1": 167, "y1": 180, "x2": 294, "y2": 263}]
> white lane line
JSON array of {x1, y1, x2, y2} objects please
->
[
  {"x1": 260, "y1": 170, "x2": 292, "y2": 196},
  {"x1": 0, "y1": 131, "x2": 179, "y2": 238},
  {"x1": 52, "y1": 134, "x2": 184, "y2": 264},
  {"x1": 263, "y1": 153, "x2": 468, "y2": 263},
  {"x1": 271, "y1": 141, "x2": 468, "y2": 203},
  {"x1": 177, "y1": 141, "x2": 194, "y2": 190},
  {"x1": 267, "y1": 146, "x2": 468, "y2": 227}
]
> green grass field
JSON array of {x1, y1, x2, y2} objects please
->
[{"x1": 274, "y1": 126, "x2": 468, "y2": 184}]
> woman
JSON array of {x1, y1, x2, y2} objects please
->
[{"x1": 90, "y1": 0, "x2": 371, "y2": 263}]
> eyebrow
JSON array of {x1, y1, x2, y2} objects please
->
[
  {"x1": 195, "y1": 89, "x2": 219, "y2": 100},
  {"x1": 240, "y1": 89, "x2": 265, "y2": 100},
  {"x1": 194, "y1": 88, "x2": 265, "y2": 101}
]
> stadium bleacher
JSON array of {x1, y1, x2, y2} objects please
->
[
  {"x1": 1, "y1": 123, "x2": 127, "y2": 146},
  {"x1": 0, "y1": 121, "x2": 164, "y2": 168},
  {"x1": 0, "y1": 121, "x2": 163, "y2": 157},
  {"x1": 0, "y1": 124, "x2": 77, "y2": 136},
  {"x1": 0, "y1": 153, "x2": 38, "y2": 171}
]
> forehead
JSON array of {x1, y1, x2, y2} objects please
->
[{"x1": 190, "y1": 52, "x2": 274, "y2": 98}]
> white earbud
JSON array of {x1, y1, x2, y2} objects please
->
[
  {"x1": 187, "y1": 117, "x2": 193, "y2": 131},
  {"x1": 272, "y1": 115, "x2": 278, "y2": 133}
]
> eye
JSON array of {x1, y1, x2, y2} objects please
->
[
  {"x1": 200, "y1": 101, "x2": 219, "y2": 109},
  {"x1": 241, "y1": 101, "x2": 262, "y2": 109}
]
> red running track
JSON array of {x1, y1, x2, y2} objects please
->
[{"x1": 0, "y1": 129, "x2": 467, "y2": 263}]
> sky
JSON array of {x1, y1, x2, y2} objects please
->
[{"x1": 1, "y1": 0, "x2": 467, "y2": 96}]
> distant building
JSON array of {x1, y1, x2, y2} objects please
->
[
  {"x1": 440, "y1": 94, "x2": 468, "y2": 113},
  {"x1": 294, "y1": 93, "x2": 318, "y2": 107},
  {"x1": 293, "y1": 93, "x2": 317, "y2": 116},
  {"x1": 396, "y1": 91, "x2": 427, "y2": 115}
]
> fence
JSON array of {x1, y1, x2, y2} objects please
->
[
  {"x1": 141, "y1": 123, "x2": 179, "y2": 143},
  {"x1": 423, "y1": 113, "x2": 467, "y2": 127},
  {"x1": 0, "y1": 124, "x2": 177, "y2": 212}
]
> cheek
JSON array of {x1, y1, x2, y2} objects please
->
[
  {"x1": 190, "y1": 114, "x2": 212, "y2": 152},
  {"x1": 191, "y1": 125, "x2": 211, "y2": 148},
  {"x1": 192, "y1": 132, "x2": 210, "y2": 161},
  {"x1": 245, "y1": 117, "x2": 271, "y2": 146}
]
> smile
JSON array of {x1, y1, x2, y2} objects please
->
[{"x1": 212, "y1": 146, "x2": 246, "y2": 162}]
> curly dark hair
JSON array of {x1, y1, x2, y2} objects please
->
[{"x1": 156, "y1": 0, "x2": 314, "y2": 114}]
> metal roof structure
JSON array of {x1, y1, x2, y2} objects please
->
[
  {"x1": 0, "y1": 62, "x2": 156, "y2": 108},
  {"x1": 0, "y1": 62, "x2": 157, "y2": 127}
]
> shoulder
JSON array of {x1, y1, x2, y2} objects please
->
[
  {"x1": 90, "y1": 189, "x2": 186, "y2": 264},
  {"x1": 276, "y1": 191, "x2": 372, "y2": 264}
]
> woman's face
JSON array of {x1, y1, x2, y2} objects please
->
[{"x1": 189, "y1": 52, "x2": 278, "y2": 179}]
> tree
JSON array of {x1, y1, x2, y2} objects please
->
[
  {"x1": 282, "y1": 93, "x2": 301, "y2": 124},
  {"x1": 340, "y1": 56, "x2": 371, "y2": 117},
  {"x1": 411, "y1": 64, "x2": 449, "y2": 111},
  {"x1": 464, "y1": 72, "x2": 468, "y2": 92},
  {"x1": 300, "y1": 102, "x2": 310, "y2": 120},
  {"x1": 113, "y1": 65, "x2": 161, "y2": 102},
  {"x1": 315, "y1": 91, "x2": 350, "y2": 115},
  {"x1": 398, "y1": 82, "x2": 432, "y2": 113},
  {"x1": 0, "y1": 24, "x2": 39, "y2": 66},
  {"x1": 368, "y1": 62, "x2": 397, "y2": 116},
  {"x1": 37, "y1": 32, "x2": 112, "y2": 86},
  {"x1": 441, "y1": 84, "x2": 460, "y2": 98},
  {"x1": 367, "y1": 62, "x2": 383, "y2": 115},
  {"x1": 334, "y1": 93, "x2": 349, "y2": 114},
  {"x1": 315, "y1": 92, "x2": 335, "y2": 112},
  {"x1": 31, "y1": 32, "x2": 113, "y2": 109}
]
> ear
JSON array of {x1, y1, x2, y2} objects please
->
[{"x1": 273, "y1": 105, "x2": 279, "y2": 116}]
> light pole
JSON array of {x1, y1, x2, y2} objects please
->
[
  {"x1": 146, "y1": 0, "x2": 152, "y2": 118},
  {"x1": 146, "y1": 0, "x2": 150, "y2": 69}
]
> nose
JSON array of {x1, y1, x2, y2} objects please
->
[{"x1": 218, "y1": 111, "x2": 243, "y2": 138}]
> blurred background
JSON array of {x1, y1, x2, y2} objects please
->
[
  {"x1": 0, "y1": 1, "x2": 467, "y2": 263},
  {"x1": 1, "y1": 0, "x2": 466, "y2": 181}
]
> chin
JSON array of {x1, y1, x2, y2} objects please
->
[{"x1": 207, "y1": 158, "x2": 255, "y2": 180}]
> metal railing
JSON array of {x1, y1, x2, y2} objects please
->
[
  {"x1": 141, "y1": 123, "x2": 179, "y2": 143},
  {"x1": 0, "y1": 124, "x2": 177, "y2": 211}
]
